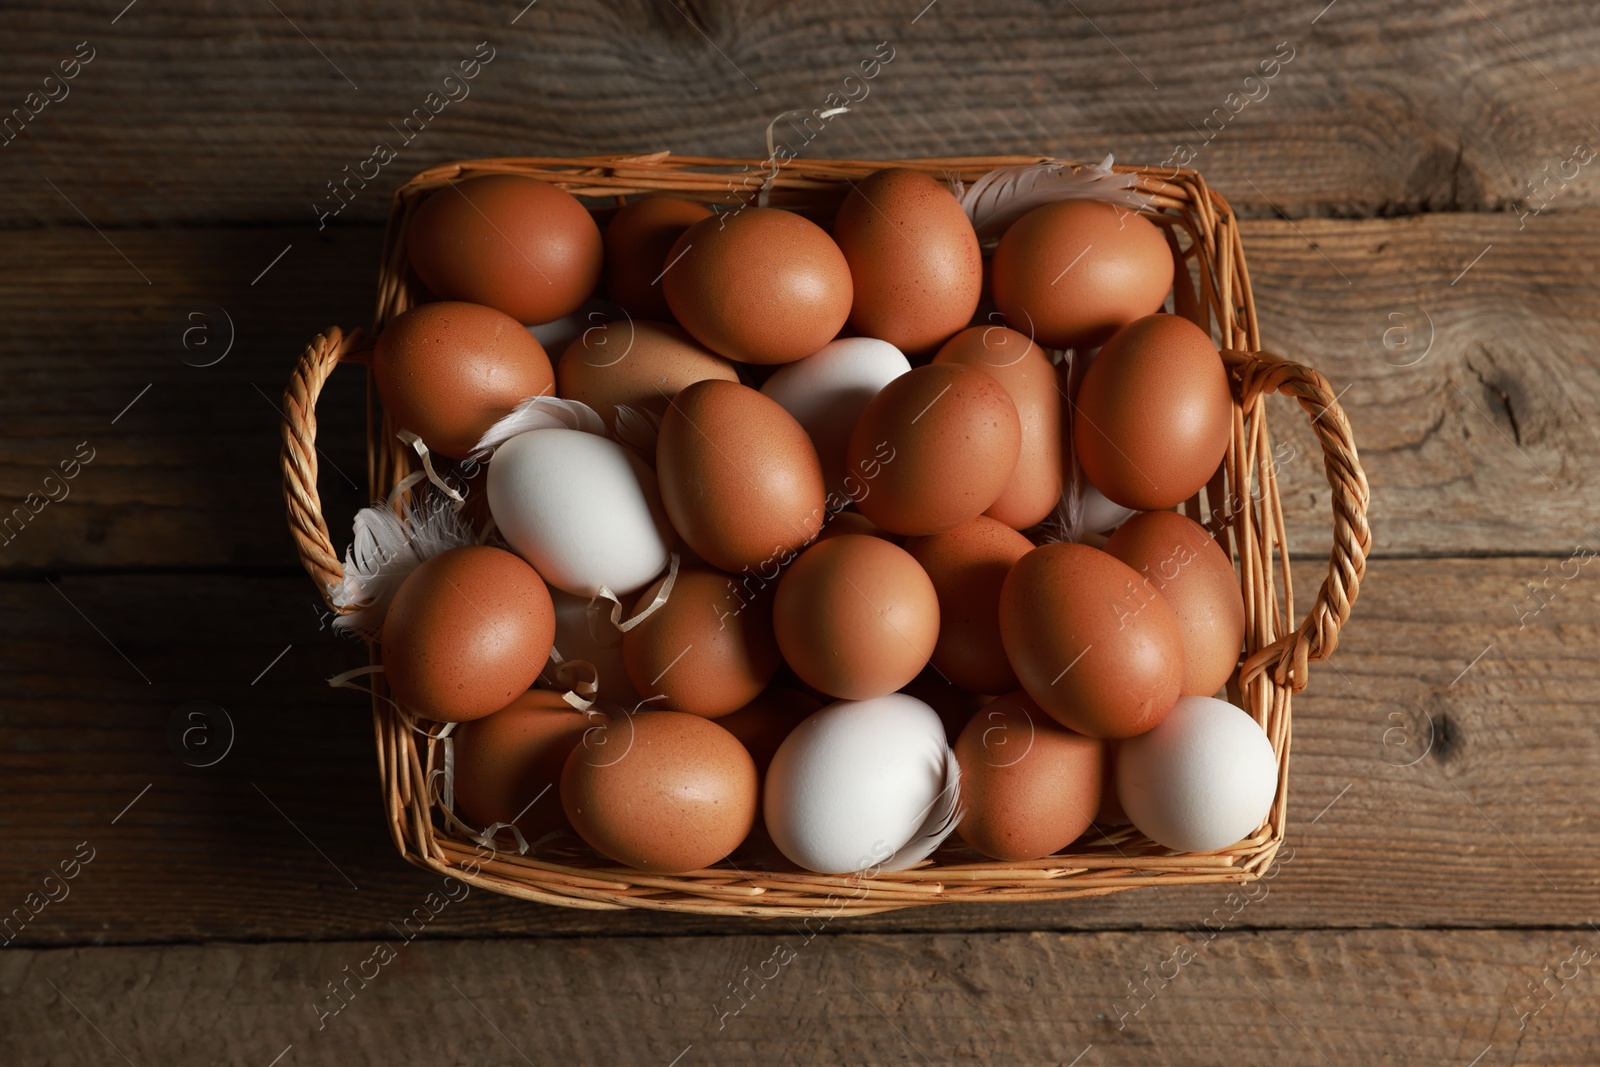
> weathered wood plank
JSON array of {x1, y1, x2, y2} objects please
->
[
  {"x1": 1, "y1": 556, "x2": 1595, "y2": 944},
  {"x1": 1, "y1": 929, "x2": 1592, "y2": 1065},
  {"x1": 2, "y1": 210, "x2": 1597, "y2": 569},
  {"x1": 1, "y1": 1, "x2": 1596, "y2": 226}
]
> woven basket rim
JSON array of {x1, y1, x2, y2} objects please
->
[{"x1": 278, "y1": 152, "x2": 1371, "y2": 917}]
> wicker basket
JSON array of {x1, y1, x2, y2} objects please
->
[{"x1": 280, "y1": 153, "x2": 1370, "y2": 917}]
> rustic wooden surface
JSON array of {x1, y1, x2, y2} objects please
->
[{"x1": 3, "y1": 1, "x2": 1598, "y2": 1064}]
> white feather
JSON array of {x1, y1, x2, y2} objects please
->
[
  {"x1": 469, "y1": 395, "x2": 606, "y2": 460},
  {"x1": 330, "y1": 491, "x2": 478, "y2": 638},
  {"x1": 611, "y1": 403, "x2": 661, "y2": 457},
  {"x1": 950, "y1": 155, "x2": 1152, "y2": 240},
  {"x1": 879, "y1": 747, "x2": 963, "y2": 872}
]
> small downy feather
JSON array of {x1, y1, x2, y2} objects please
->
[
  {"x1": 469, "y1": 395, "x2": 606, "y2": 461},
  {"x1": 950, "y1": 155, "x2": 1151, "y2": 241},
  {"x1": 879, "y1": 747, "x2": 963, "y2": 871},
  {"x1": 330, "y1": 487, "x2": 479, "y2": 638},
  {"x1": 611, "y1": 403, "x2": 661, "y2": 457}
]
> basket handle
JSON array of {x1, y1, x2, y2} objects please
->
[
  {"x1": 281, "y1": 326, "x2": 369, "y2": 611},
  {"x1": 1225, "y1": 349, "x2": 1371, "y2": 693}
]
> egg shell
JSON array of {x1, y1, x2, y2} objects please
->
[
  {"x1": 662, "y1": 207, "x2": 852, "y2": 365},
  {"x1": 407, "y1": 174, "x2": 602, "y2": 324},
  {"x1": 1074, "y1": 313, "x2": 1234, "y2": 510},
  {"x1": 622, "y1": 566, "x2": 781, "y2": 718},
  {"x1": 990, "y1": 199, "x2": 1174, "y2": 350},
  {"x1": 763, "y1": 693, "x2": 951, "y2": 874},
  {"x1": 655, "y1": 380, "x2": 826, "y2": 573},
  {"x1": 1116, "y1": 695, "x2": 1278, "y2": 852},
  {"x1": 373, "y1": 301, "x2": 555, "y2": 459},
  {"x1": 933, "y1": 325, "x2": 1063, "y2": 529},
  {"x1": 999, "y1": 542, "x2": 1184, "y2": 739},
  {"x1": 904, "y1": 516, "x2": 1033, "y2": 695},
  {"x1": 560, "y1": 710, "x2": 757, "y2": 872},
  {"x1": 540, "y1": 588, "x2": 640, "y2": 707},
  {"x1": 556, "y1": 320, "x2": 738, "y2": 431},
  {"x1": 832, "y1": 168, "x2": 982, "y2": 356},
  {"x1": 759, "y1": 337, "x2": 911, "y2": 501},
  {"x1": 451, "y1": 689, "x2": 589, "y2": 841},
  {"x1": 603, "y1": 197, "x2": 713, "y2": 320},
  {"x1": 1105, "y1": 511, "x2": 1245, "y2": 697},
  {"x1": 381, "y1": 546, "x2": 556, "y2": 723},
  {"x1": 846, "y1": 363, "x2": 1021, "y2": 536},
  {"x1": 773, "y1": 534, "x2": 939, "y2": 700},
  {"x1": 487, "y1": 428, "x2": 672, "y2": 597},
  {"x1": 716, "y1": 687, "x2": 824, "y2": 775},
  {"x1": 954, "y1": 692, "x2": 1104, "y2": 861}
]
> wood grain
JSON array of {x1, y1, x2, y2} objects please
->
[
  {"x1": 2, "y1": 210, "x2": 1597, "y2": 571},
  {"x1": 3, "y1": 929, "x2": 1594, "y2": 1065},
  {"x1": 2, "y1": 555, "x2": 1595, "y2": 944},
  {"x1": 1, "y1": 1, "x2": 1597, "y2": 226}
]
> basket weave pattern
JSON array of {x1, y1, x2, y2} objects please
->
[{"x1": 280, "y1": 154, "x2": 1370, "y2": 916}]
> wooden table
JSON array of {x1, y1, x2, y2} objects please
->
[{"x1": 3, "y1": 2, "x2": 1596, "y2": 1063}]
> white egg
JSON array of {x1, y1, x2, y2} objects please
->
[
  {"x1": 1116, "y1": 696, "x2": 1278, "y2": 852},
  {"x1": 487, "y1": 428, "x2": 671, "y2": 597},
  {"x1": 759, "y1": 337, "x2": 911, "y2": 501},
  {"x1": 540, "y1": 588, "x2": 641, "y2": 706},
  {"x1": 764, "y1": 693, "x2": 955, "y2": 874}
]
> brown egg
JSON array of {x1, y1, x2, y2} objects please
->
[
  {"x1": 833, "y1": 168, "x2": 982, "y2": 356},
  {"x1": 451, "y1": 689, "x2": 588, "y2": 841},
  {"x1": 556, "y1": 320, "x2": 738, "y2": 431},
  {"x1": 381, "y1": 546, "x2": 556, "y2": 723},
  {"x1": 621, "y1": 566, "x2": 781, "y2": 718},
  {"x1": 845, "y1": 363, "x2": 1021, "y2": 536},
  {"x1": 662, "y1": 207, "x2": 852, "y2": 364},
  {"x1": 603, "y1": 197, "x2": 713, "y2": 320},
  {"x1": 373, "y1": 301, "x2": 555, "y2": 459},
  {"x1": 1074, "y1": 314, "x2": 1233, "y2": 510},
  {"x1": 904, "y1": 516, "x2": 1032, "y2": 695},
  {"x1": 407, "y1": 174, "x2": 602, "y2": 324},
  {"x1": 655, "y1": 380, "x2": 826, "y2": 573},
  {"x1": 1104, "y1": 511, "x2": 1245, "y2": 697},
  {"x1": 955, "y1": 692, "x2": 1104, "y2": 860},
  {"x1": 990, "y1": 199, "x2": 1174, "y2": 350},
  {"x1": 933, "y1": 325, "x2": 1063, "y2": 529},
  {"x1": 560, "y1": 710, "x2": 757, "y2": 872},
  {"x1": 773, "y1": 534, "x2": 938, "y2": 700},
  {"x1": 998, "y1": 542, "x2": 1183, "y2": 739}
]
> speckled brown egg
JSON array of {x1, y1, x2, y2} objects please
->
[
  {"x1": 662, "y1": 207, "x2": 852, "y2": 364},
  {"x1": 655, "y1": 380, "x2": 825, "y2": 573},
  {"x1": 905, "y1": 516, "x2": 1033, "y2": 695},
  {"x1": 374, "y1": 301, "x2": 555, "y2": 459},
  {"x1": 845, "y1": 363, "x2": 1020, "y2": 536},
  {"x1": 451, "y1": 689, "x2": 588, "y2": 841},
  {"x1": 381, "y1": 546, "x2": 556, "y2": 723},
  {"x1": 1074, "y1": 313, "x2": 1233, "y2": 510},
  {"x1": 816, "y1": 510, "x2": 898, "y2": 544},
  {"x1": 621, "y1": 566, "x2": 781, "y2": 718},
  {"x1": 933, "y1": 325, "x2": 1063, "y2": 529},
  {"x1": 998, "y1": 542, "x2": 1184, "y2": 739},
  {"x1": 560, "y1": 710, "x2": 757, "y2": 872},
  {"x1": 603, "y1": 196, "x2": 714, "y2": 321},
  {"x1": 1105, "y1": 510, "x2": 1245, "y2": 697},
  {"x1": 833, "y1": 168, "x2": 982, "y2": 356},
  {"x1": 773, "y1": 534, "x2": 938, "y2": 700},
  {"x1": 955, "y1": 691, "x2": 1104, "y2": 861},
  {"x1": 556, "y1": 320, "x2": 738, "y2": 431},
  {"x1": 407, "y1": 174, "x2": 602, "y2": 325},
  {"x1": 990, "y1": 199, "x2": 1174, "y2": 350}
]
